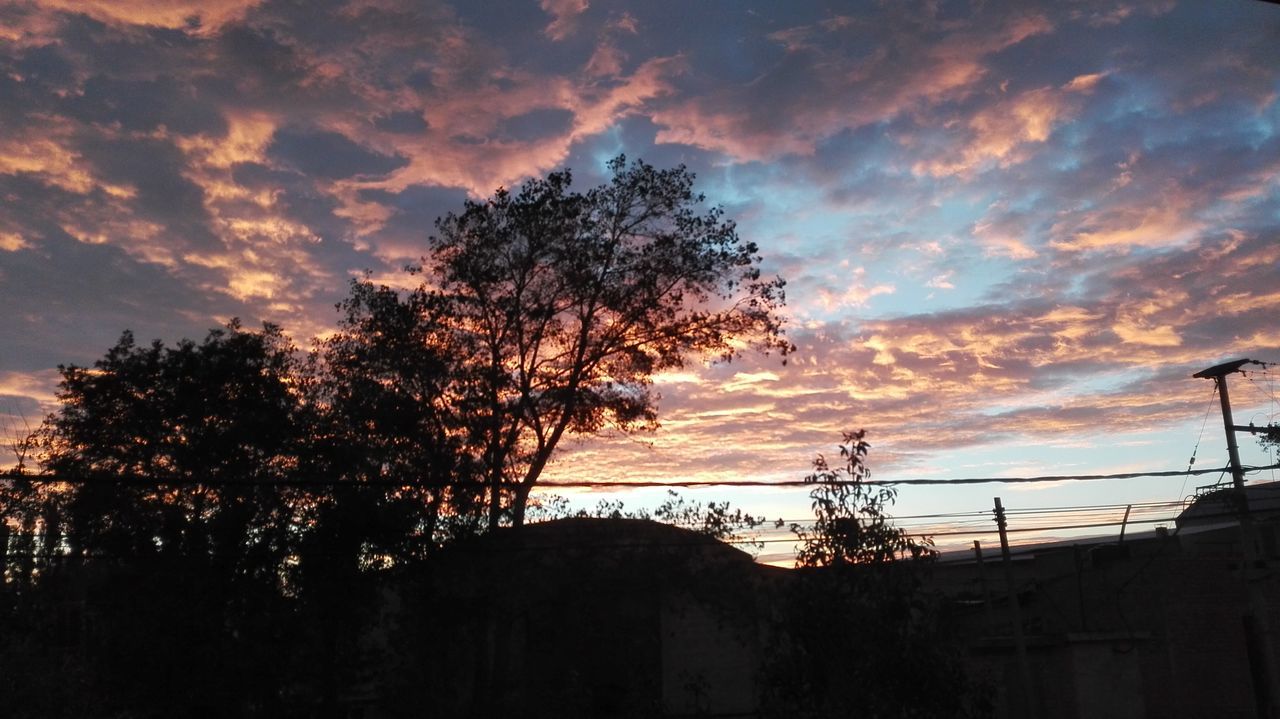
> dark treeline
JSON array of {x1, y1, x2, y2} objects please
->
[
  {"x1": 1, "y1": 321, "x2": 450, "y2": 717},
  {"x1": 0, "y1": 158, "x2": 981, "y2": 718}
]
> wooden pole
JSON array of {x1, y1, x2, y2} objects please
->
[
  {"x1": 995, "y1": 497, "x2": 1038, "y2": 719},
  {"x1": 1074, "y1": 544, "x2": 1089, "y2": 632},
  {"x1": 973, "y1": 540, "x2": 996, "y2": 631}
]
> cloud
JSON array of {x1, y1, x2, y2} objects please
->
[
  {"x1": 649, "y1": 7, "x2": 1053, "y2": 161},
  {"x1": 267, "y1": 128, "x2": 408, "y2": 180},
  {"x1": 36, "y1": 0, "x2": 261, "y2": 31},
  {"x1": 914, "y1": 72, "x2": 1107, "y2": 177},
  {"x1": 0, "y1": 0, "x2": 1277, "y2": 521},
  {"x1": 926, "y1": 271, "x2": 955, "y2": 290},
  {"x1": 541, "y1": 0, "x2": 589, "y2": 41}
]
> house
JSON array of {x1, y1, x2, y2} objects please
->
[
  {"x1": 351, "y1": 485, "x2": 1280, "y2": 718},
  {"x1": 933, "y1": 482, "x2": 1280, "y2": 719},
  {"x1": 359, "y1": 518, "x2": 779, "y2": 718}
]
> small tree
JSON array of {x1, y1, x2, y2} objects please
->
[
  {"x1": 346, "y1": 155, "x2": 791, "y2": 529},
  {"x1": 794, "y1": 429, "x2": 935, "y2": 568},
  {"x1": 765, "y1": 430, "x2": 986, "y2": 719},
  {"x1": 31, "y1": 322, "x2": 303, "y2": 562}
]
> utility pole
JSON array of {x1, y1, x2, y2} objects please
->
[
  {"x1": 994, "y1": 497, "x2": 1038, "y2": 719},
  {"x1": 972, "y1": 540, "x2": 996, "y2": 630},
  {"x1": 1194, "y1": 359, "x2": 1279, "y2": 718}
]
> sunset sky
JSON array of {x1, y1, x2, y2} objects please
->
[{"x1": 2, "y1": 0, "x2": 1279, "y2": 553}]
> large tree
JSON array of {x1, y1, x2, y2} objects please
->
[
  {"x1": 312, "y1": 279, "x2": 489, "y2": 557},
  {"x1": 29, "y1": 321, "x2": 303, "y2": 563},
  {"x1": 346, "y1": 155, "x2": 791, "y2": 529},
  {"x1": 4, "y1": 319, "x2": 473, "y2": 717},
  {"x1": 2, "y1": 322, "x2": 306, "y2": 716}
]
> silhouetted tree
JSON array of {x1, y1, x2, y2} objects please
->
[
  {"x1": 0, "y1": 315, "x2": 499, "y2": 717},
  {"x1": 33, "y1": 321, "x2": 302, "y2": 560},
  {"x1": 314, "y1": 277, "x2": 489, "y2": 551},
  {"x1": 2, "y1": 322, "x2": 305, "y2": 717},
  {"x1": 298, "y1": 285, "x2": 497, "y2": 716},
  {"x1": 763, "y1": 431, "x2": 988, "y2": 719},
  {"x1": 347, "y1": 155, "x2": 791, "y2": 530},
  {"x1": 794, "y1": 429, "x2": 935, "y2": 568},
  {"x1": 1261, "y1": 424, "x2": 1279, "y2": 454}
]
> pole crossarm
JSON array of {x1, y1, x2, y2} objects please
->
[{"x1": 1193, "y1": 358, "x2": 1261, "y2": 379}]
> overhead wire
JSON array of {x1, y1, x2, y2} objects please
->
[
  {"x1": 1177, "y1": 381, "x2": 1219, "y2": 502},
  {"x1": 5, "y1": 463, "x2": 1274, "y2": 489},
  {"x1": 0, "y1": 466, "x2": 1262, "y2": 555},
  {"x1": 7, "y1": 373, "x2": 1276, "y2": 559},
  {"x1": 713, "y1": 514, "x2": 1179, "y2": 547}
]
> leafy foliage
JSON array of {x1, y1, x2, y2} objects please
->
[
  {"x1": 764, "y1": 430, "x2": 987, "y2": 719},
  {"x1": 0, "y1": 320, "x2": 486, "y2": 717},
  {"x1": 1261, "y1": 423, "x2": 1280, "y2": 454},
  {"x1": 529, "y1": 489, "x2": 766, "y2": 548},
  {"x1": 31, "y1": 322, "x2": 301, "y2": 558},
  {"x1": 313, "y1": 279, "x2": 489, "y2": 555},
  {"x1": 794, "y1": 429, "x2": 936, "y2": 567},
  {"x1": 398, "y1": 155, "x2": 789, "y2": 527},
  {"x1": 2, "y1": 323, "x2": 305, "y2": 716}
]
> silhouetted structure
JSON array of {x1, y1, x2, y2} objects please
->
[
  {"x1": 11, "y1": 488, "x2": 1280, "y2": 717},
  {"x1": 936, "y1": 481, "x2": 1280, "y2": 719},
  {"x1": 363, "y1": 518, "x2": 776, "y2": 718}
]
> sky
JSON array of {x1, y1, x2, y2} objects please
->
[{"x1": 1, "y1": 0, "x2": 1279, "y2": 555}]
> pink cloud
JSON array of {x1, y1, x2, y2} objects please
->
[
  {"x1": 368, "y1": 54, "x2": 682, "y2": 197},
  {"x1": 650, "y1": 11, "x2": 1053, "y2": 161},
  {"x1": 1052, "y1": 197, "x2": 1205, "y2": 252},
  {"x1": 541, "y1": 0, "x2": 590, "y2": 41}
]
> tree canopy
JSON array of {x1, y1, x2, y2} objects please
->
[
  {"x1": 27, "y1": 321, "x2": 302, "y2": 563},
  {"x1": 2, "y1": 323, "x2": 307, "y2": 716},
  {"x1": 351, "y1": 155, "x2": 791, "y2": 528}
]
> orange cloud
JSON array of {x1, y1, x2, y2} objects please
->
[
  {"x1": 1053, "y1": 201, "x2": 1204, "y2": 252},
  {"x1": 0, "y1": 233, "x2": 29, "y2": 252},
  {"x1": 36, "y1": 0, "x2": 260, "y2": 31},
  {"x1": 0, "y1": 133, "x2": 99, "y2": 195},
  {"x1": 916, "y1": 72, "x2": 1106, "y2": 177},
  {"x1": 371, "y1": 55, "x2": 680, "y2": 197},
  {"x1": 972, "y1": 217, "x2": 1039, "y2": 260}
]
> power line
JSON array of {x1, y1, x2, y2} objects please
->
[
  {"x1": 1178, "y1": 382, "x2": 1220, "y2": 501},
  {"x1": 685, "y1": 514, "x2": 1181, "y2": 546},
  {"x1": 5, "y1": 513, "x2": 1178, "y2": 554},
  {"x1": 742, "y1": 500, "x2": 1180, "y2": 525},
  {"x1": 5, "y1": 463, "x2": 1275, "y2": 489}
]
